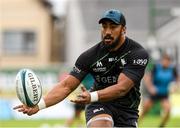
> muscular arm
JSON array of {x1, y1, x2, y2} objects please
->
[
  {"x1": 44, "y1": 75, "x2": 80, "y2": 108},
  {"x1": 143, "y1": 72, "x2": 156, "y2": 95},
  {"x1": 13, "y1": 75, "x2": 81, "y2": 116},
  {"x1": 71, "y1": 73, "x2": 134, "y2": 104},
  {"x1": 143, "y1": 72, "x2": 154, "y2": 89},
  {"x1": 97, "y1": 73, "x2": 134, "y2": 102}
]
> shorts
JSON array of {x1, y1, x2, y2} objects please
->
[
  {"x1": 150, "y1": 94, "x2": 169, "y2": 101},
  {"x1": 85, "y1": 102, "x2": 138, "y2": 127}
]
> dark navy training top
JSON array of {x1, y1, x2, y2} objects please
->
[{"x1": 70, "y1": 37, "x2": 149, "y2": 112}]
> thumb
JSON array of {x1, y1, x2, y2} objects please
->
[{"x1": 81, "y1": 86, "x2": 87, "y2": 92}]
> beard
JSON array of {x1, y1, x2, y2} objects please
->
[{"x1": 101, "y1": 34, "x2": 121, "y2": 50}]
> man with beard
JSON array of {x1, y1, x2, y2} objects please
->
[{"x1": 14, "y1": 9, "x2": 149, "y2": 127}]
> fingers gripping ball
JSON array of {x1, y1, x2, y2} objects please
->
[{"x1": 15, "y1": 69, "x2": 42, "y2": 107}]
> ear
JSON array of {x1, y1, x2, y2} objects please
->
[
  {"x1": 122, "y1": 26, "x2": 126, "y2": 35},
  {"x1": 123, "y1": 26, "x2": 126, "y2": 31}
]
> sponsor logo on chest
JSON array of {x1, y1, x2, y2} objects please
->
[
  {"x1": 108, "y1": 57, "x2": 118, "y2": 62},
  {"x1": 119, "y1": 58, "x2": 127, "y2": 69},
  {"x1": 121, "y1": 58, "x2": 127, "y2": 66},
  {"x1": 95, "y1": 75, "x2": 118, "y2": 84},
  {"x1": 93, "y1": 61, "x2": 106, "y2": 72}
]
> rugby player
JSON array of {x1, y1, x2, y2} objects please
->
[{"x1": 14, "y1": 9, "x2": 149, "y2": 127}]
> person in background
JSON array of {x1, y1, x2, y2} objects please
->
[{"x1": 139, "y1": 53, "x2": 179, "y2": 127}]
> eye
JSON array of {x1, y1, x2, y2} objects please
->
[
  {"x1": 102, "y1": 24, "x2": 107, "y2": 29},
  {"x1": 110, "y1": 24, "x2": 118, "y2": 29}
]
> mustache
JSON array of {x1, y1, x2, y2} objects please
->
[{"x1": 103, "y1": 35, "x2": 113, "y2": 40}]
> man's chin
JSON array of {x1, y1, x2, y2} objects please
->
[
  {"x1": 104, "y1": 41, "x2": 113, "y2": 45},
  {"x1": 102, "y1": 41, "x2": 114, "y2": 49},
  {"x1": 103, "y1": 44, "x2": 113, "y2": 50}
]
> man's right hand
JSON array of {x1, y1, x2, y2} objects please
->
[{"x1": 13, "y1": 104, "x2": 39, "y2": 116}]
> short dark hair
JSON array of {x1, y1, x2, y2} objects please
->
[{"x1": 161, "y1": 53, "x2": 171, "y2": 60}]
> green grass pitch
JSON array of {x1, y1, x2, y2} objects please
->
[{"x1": 0, "y1": 116, "x2": 180, "y2": 127}]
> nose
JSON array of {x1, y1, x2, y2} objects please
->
[{"x1": 105, "y1": 28, "x2": 112, "y2": 35}]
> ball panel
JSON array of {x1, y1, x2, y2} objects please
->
[
  {"x1": 15, "y1": 68, "x2": 42, "y2": 107},
  {"x1": 25, "y1": 69, "x2": 42, "y2": 106},
  {"x1": 21, "y1": 69, "x2": 35, "y2": 107},
  {"x1": 16, "y1": 69, "x2": 27, "y2": 104},
  {"x1": 15, "y1": 70, "x2": 27, "y2": 105}
]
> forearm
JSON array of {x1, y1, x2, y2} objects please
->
[
  {"x1": 97, "y1": 74, "x2": 134, "y2": 102},
  {"x1": 42, "y1": 76, "x2": 80, "y2": 108},
  {"x1": 97, "y1": 84, "x2": 128, "y2": 102},
  {"x1": 145, "y1": 82, "x2": 155, "y2": 92},
  {"x1": 144, "y1": 73, "x2": 155, "y2": 90},
  {"x1": 43, "y1": 82, "x2": 71, "y2": 107}
]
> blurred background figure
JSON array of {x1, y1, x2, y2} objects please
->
[
  {"x1": 139, "y1": 52, "x2": 179, "y2": 127},
  {"x1": 65, "y1": 74, "x2": 94, "y2": 127}
]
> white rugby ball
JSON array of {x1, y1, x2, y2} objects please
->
[{"x1": 15, "y1": 69, "x2": 42, "y2": 107}]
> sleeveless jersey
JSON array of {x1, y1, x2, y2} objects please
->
[{"x1": 152, "y1": 64, "x2": 177, "y2": 95}]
